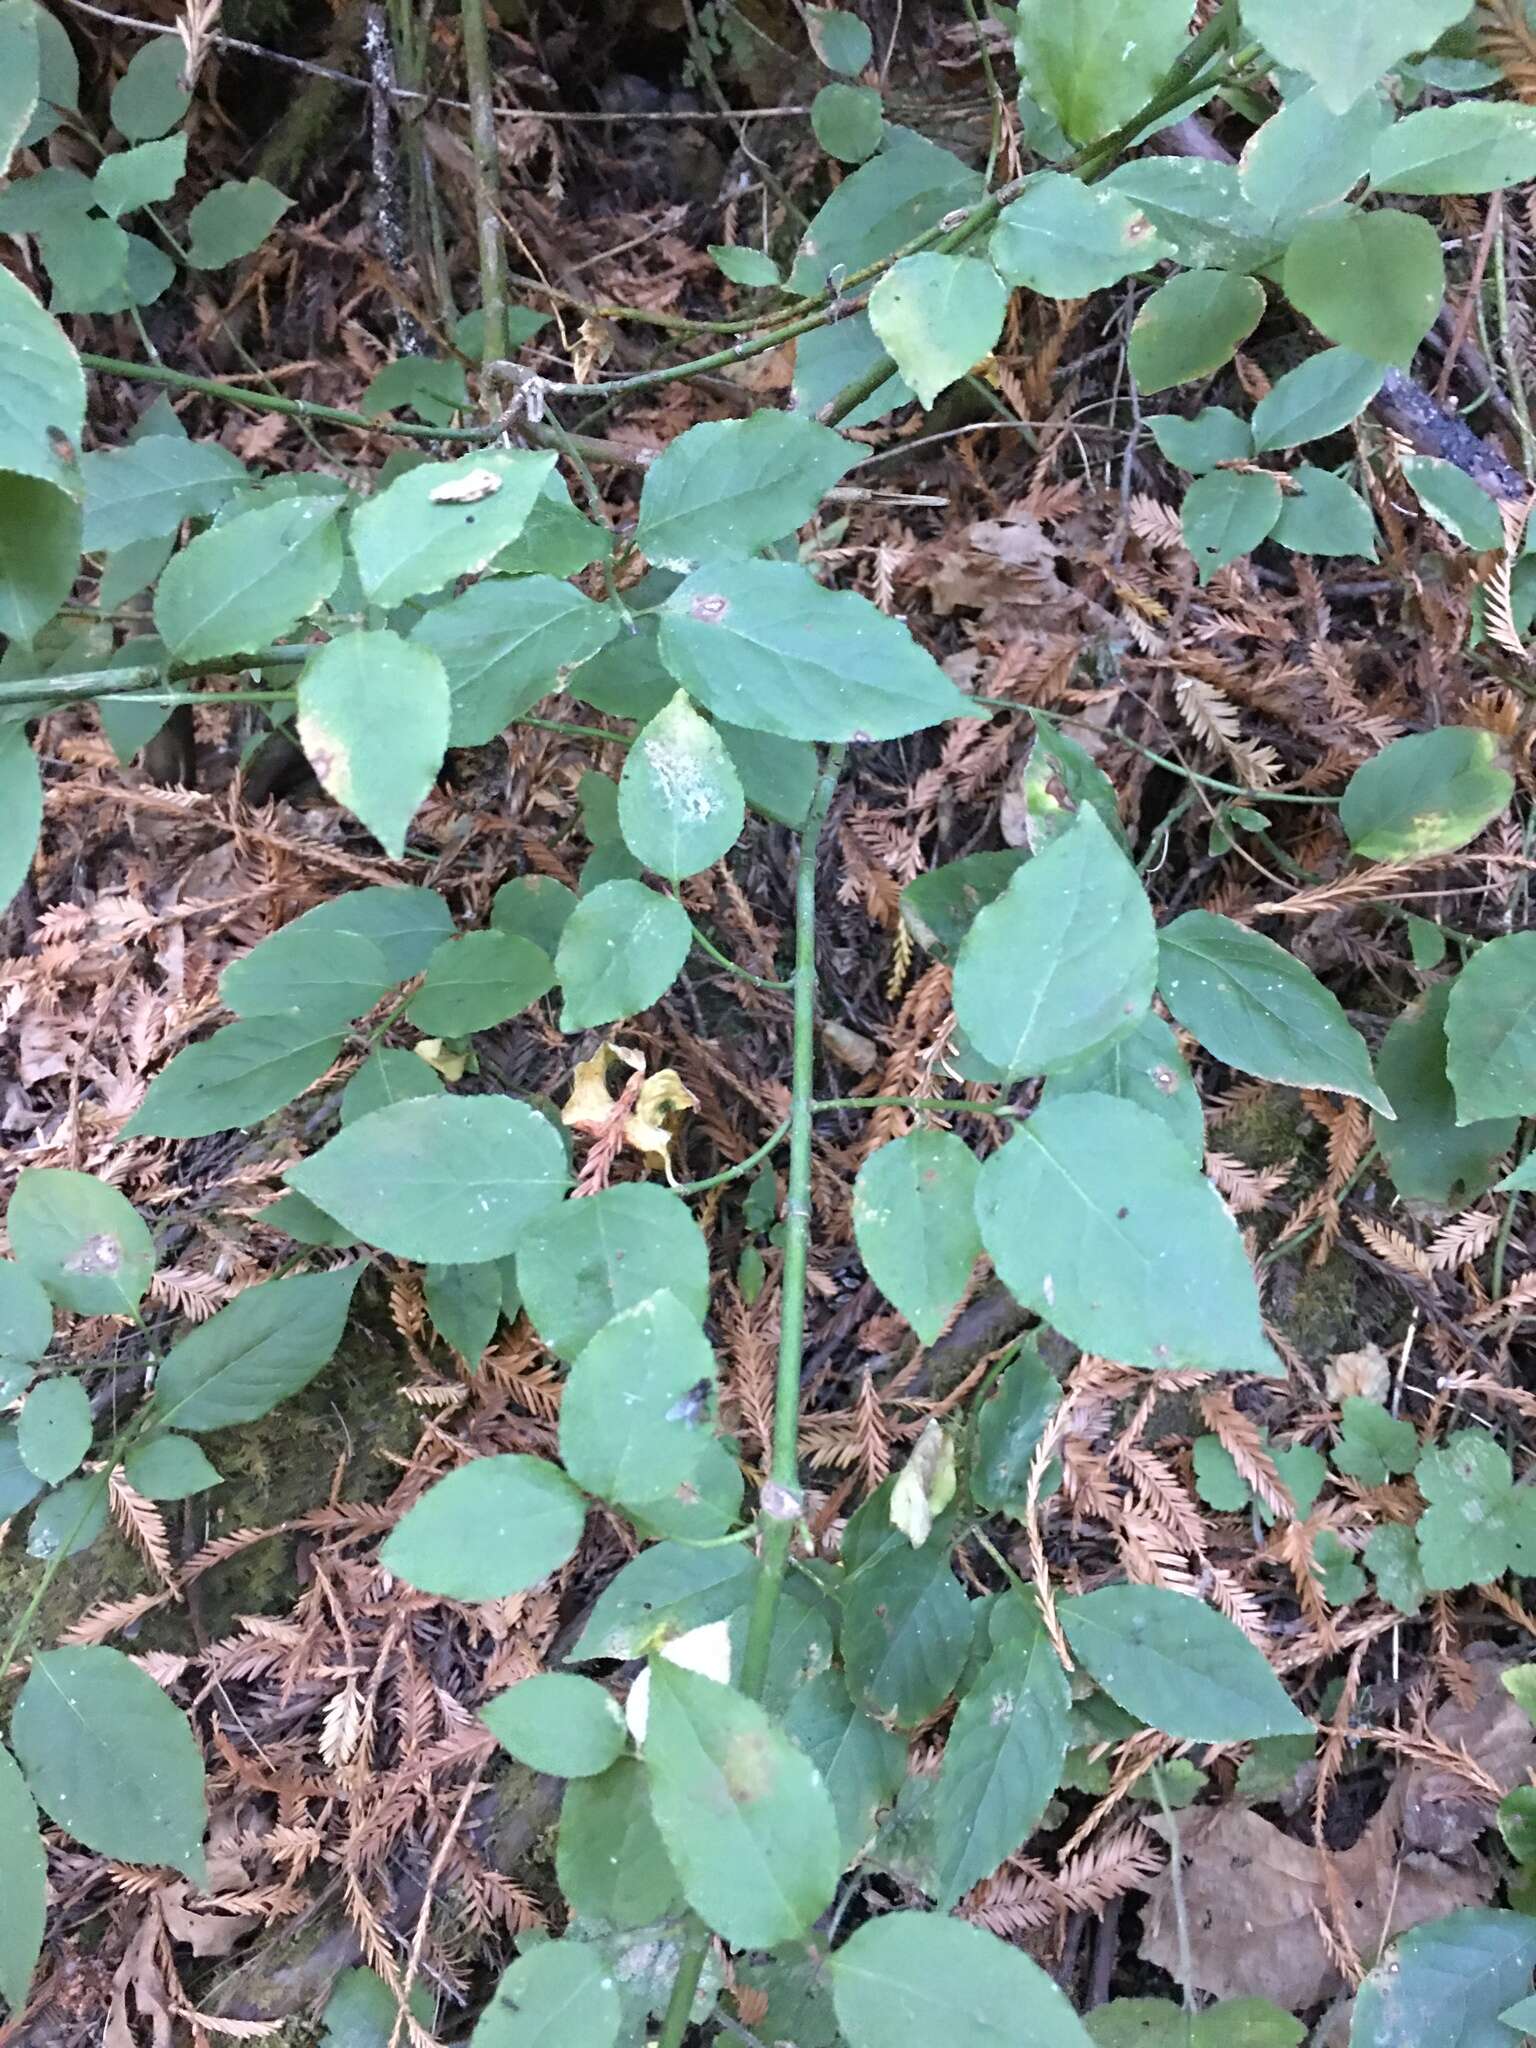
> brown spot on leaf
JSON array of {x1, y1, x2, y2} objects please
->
[
  {"x1": 65, "y1": 1233, "x2": 123, "y2": 1276},
  {"x1": 690, "y1": 593, "x2": 729, "y2": 623}
]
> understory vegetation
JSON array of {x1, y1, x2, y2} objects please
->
[{"x1": 6, "y1": 0, "x2": 1536, "y2": 2043}]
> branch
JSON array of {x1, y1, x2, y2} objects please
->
[{"x1": 459, "y1": 0, "x2": 506, "y2": 376}]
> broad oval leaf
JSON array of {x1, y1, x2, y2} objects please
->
[
  {"x1": 219, "y1": 925, "x2": 393, "y2": 1030},
  {"x1": 557, "y1": 1757, "x2": 681, "y2": 1926},
  {"x1": 0, "y1": 471, "x2": 80, "y2": 643},
  {"x1": 975, "y1": 1094, "x2": 1278, "y2": 1375},
  {"x1": 1283, "y1": 208, "x2": 1444, "y2": 365},
  {"x1": 1237, "y1": 0, "x2": 1467, "y2": 115},
  {"x1": 517, "y1": 1182, "x2": 709, "y2": 1362},
  {"x1": 7, "y1": 1167, "x2": 155, "y2": 1316},
  {"x1": 1237, "y1": 85, "x2": 1389, "y2": 239},
  {"x1": 952, "y1": 808, "x2": 1155, "y2": 1078},
  {"x1": 16, "y1": 1375, "x2": 90, "y2": 1483},
  {"x1": 1271, "y1": 465, "x2": 1378, "y2": 559},
  {"x1": 380, "y1": 1453, "x2": 586, "y2": 1600},
  {"x1": 867, "y1": 252, "x2": 1008, "y2": 409},
  {"x1": 1157, "y1": 909, "x2": 1391, "y2": 1113},
  {"x1": 424, "y1": 1259, "x2": 502, "y2": 1364},
  {"x1": 410, "y1": 574, "x2": 619, "y2": 746},
  {"x1": 1042, "y1": 1009, "x2": 1203, "y2": 1163},
  {"x1": 80, "y1": 434, "x2": 244, "y2": 551},
  {"x1": 184, "y1": 177, "x2": 289, "y2": 267},
  {"x1": 1250, "y1": 348, "x2": 1385, "y2": 453},
  {"x1": 0, "y1": 267, "x2": 85, "y2": 495},
  {"x1": 0, "y1": 0, "x2": 38, "y2": 190},
  {"x1": 618, "y1": 692, "x2": 745, "y2": 880},
  {"x1": 852, "y1": 1129, "x2": 980, "y2": 1344},
  {"x1": 657, "y1": 559, "x2": 971, "y2": 742},
  {"x1": 149, "y1": 1265, "x2": 359, "y2": 1432},
  {"x1": 1148, "y1": 406, "x2": 1253, "y2": 475},
  {"x1": 1351, "y1": 1907, "x2": 1536, "y2": 2048},
  {"x1": 0, "y1": 1258, "x2": 51, "y2": 1365},
  {"x1": 1446, "y1": 931, "x2": 1536, "y2": 1123},
  {"x1": 972, "y1": 1343, "x2": 1062, "y2": 1516},
  {"x1": 933, "y1": 1611, "x2": 1071, "y2": 1907},
  {"x1": 559, "y1": 1290, "x2": 723, "y2": 1521},
  {"x1": 635, "y1": 410, "x2": 856, "y2": 569},
  {"x1": 839, "y1": 1486, "x2": 973, "y2": 1725},
  {"x1": 1059, "y1": 1584, "x2": 1308, "y2": 1740},
  {"x1": 154, "y1": 496, "x2": 343, "y2": 662},
  {"x1": 808, "y1": 4, "x2": 872, "y2": 72},
  {"x1": 1374, "y1": 983, "x2": 1516, "y2": 1209},
  {"x1": 492, "y1": 874, "x2": 577, "y2": 956},
  {"x1": 11, "y1": 1646, "x2": 207, "y2": 1882},
  {"x1": 1371, "y1": 99, "x2": 1536, "y2": 195},
  {"x1": 1181, "y1": 469, "x2": 1282, "y2": 583},
  {"x1": 643, "y1": 1661, "x2": 840, "y2": 1949},
  {"x1": 481, "y1": 1672, "x2": 626, "y2": 1778},
  {"x1": 470, "y1": 1940, "x2": 621, "y2": 2048},
  {"x1": 1014, "y1": 0, "x2": 1189, "y2": 148},
  {"x1": 110, "y1": 36, "x2": 190, "y2": 140},
  {"x1": 991, "y1": 171, "x2": 1168, "y2": 297},
  {"x1": 901, "y1": 848, "x2": 1029, "y2": 963},
  {"x1": 782, "y1": 1667, "x2": 906, "y2": 1865},
  {"x1": 1129, "y1": 271, "x2": 1265, "y2": 394},
  {"x1": 0, "y1": 722, "x2": 42, "y2": 917},
  {"x1": 289, "y1": 1096, "x2": 570, "y2": 1263},
  {"x1": 1340, "y1": 727, "x2": 1512, "y2": 861},
  {"x1": 227, "y1": 884, "x2": 450, "y2": 999},
  {"x1": 812, "y1": 79, "x2": 883, "y2": 162},
  {"x1": 406, "y1": 929, "x2": 554, "y2": 1036},
  {"x1": 341, "y1": 1047, "x2": 442, "y2": 1124},
  {"x1": 567, "y1": 1540, "x2": 759, "y2": 1662},
  {"x1": 555, "y1": 879, "x2": 693, "y2": 1032},
  {"x1": 124, "y1": 1014, "x2": 345, "y2": 1139},
  {"x1": 1099, "y1": 158, "x2": 1278, "y2": 272},
  {"x1": 831, "y1": 1910, "x2": 1094, "y2": 2048},
  {"x1": 349, "y1": 449, "x2": 556, "y2": 606},
  {"x1": 0, "y1": 1741, "x2": 44, "y2": 2016},
  {"x1": 122, "y1": 1434, "x2": 222, "y2": 1501},
  {"x1": 1400, "y1": 454, "x2": 1505, "y2": 551},
  {"x1": 296, "y1": 630, "x2": 449, "y2": 860}
]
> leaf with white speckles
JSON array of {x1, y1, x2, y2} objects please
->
[{"x1": 11, "y1": 1646, "x2": 207, "y2": 1883}]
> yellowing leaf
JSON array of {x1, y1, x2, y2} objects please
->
[{"x1": 889, "y1": 1418, "x2": 956, "y2": 1548}]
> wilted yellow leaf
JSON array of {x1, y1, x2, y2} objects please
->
[
  {"x1": 625, "y1": 1067, "x2": 700, "y2": 1176},
  {"x1": 889, "y1": 1418, "x2": 956, "y2": 1548},
  {"x1": 414, "y1": 1037, "x2": 470, "y2": 1082}
]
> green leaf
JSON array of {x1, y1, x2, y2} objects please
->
[
  {"x1": 0, "y1": 1741, "x2": 44, "y2": 2015},
  {"x1": 991, "y1": 171, "x2": 1169, "y2": 297},
  {"x1": 111, "y1": 36, "x2": 190, "y2": 141},
  {"x1": 1313, "y1": 1528, "x2": 1365, "y2": 1605},
  {"x1": 517, "y1": 1183, "x2": 708, "y2": 1363},
  {"x1": 1129, "y1": 271, "x2": 1266, "y2": 394},
  {"x1": 1237, "y1": 86, "x2": 1389, "y2": 239},
  {"x1": 492, "y1": 472, "x2": 606, "y2": 579},
  {"x1": 782, "y1": 1668, "x2": 905, "y2": 1863},
  {"x1": 812, "y1": 81, "x2": 883, "y2": 162},
  {"x1": 1446, "y1": 932, "x2": 1536, "y2": 1122},
  {"x1": 122, "y1": 1434, "x2": 221, "y2": 1500},
  {"x1": 839, "y1": 1486, "x2": 972, "y2": 1724},
  {"x1": 1023, "y1": 713, "x2": 1129, "y2": 853},
  {"x1": 1504, "y1": 1992, "x2": 1536, "y2": 2035},
  {"x1": 792, "y1": 307, "x2": 910, "y2": 427},
  {"x1": 1180, "y1": 469, "x2": 1282, "y2": 583},
  {"x1": 659, "y1": 559, "x2": 970, "y2": 743},
  {"x1": 154, "y1": 496, "x2": 343, "y2": 662},
  {"x1": 381, "y1": 1452, "x2": 586, "y2": 1600},
  {"x1": 410, "y1": 575, "x2": 619, "y2": 746},
  {"x1": 319, "y1": 1967, "x2": 432, "y2": 2048},
  {"x1": 1099, "y1": 158, "x2": 1278, "y2": 272},
  {"x1": 295, "y1": 630, "x2": 449, "y2": 860},
  {"x1": 832, "y1": 1911, "x2": 1094, "y2": 2048},
  {"x1": 1330, "y1": 1397, "x2": 1418, "y2": 1488},
  {"x1": 1042, "y1": 1009, "x2": 1204, "y2": 1163},
  {"x1": 0, "y1": 471, "x2": 80, "y2": 643},
  {"x1": 710, "y1": 243, "x2": 781, "y2": 287},
  {"x1": 0, "y1": 722, "x2": 41, "y2": 915},
  {"x1": 636, "y1": 411, "x2": 855, "y2": 571},
  {"x1": 717, "y1": 720, "x2": 817, "y2": 827},
  {"x1": 92, "y1": 134, "x2": 186, "y2": 219},
  {"x1": 0, "y1": 1259, "x2": 51, "y2": 1364},
  {"x1": 19, "y1": 1, "x2": 73, "y2": 148},
  {"x1": 0, "y1": 268, "x2": 85, "y2": 497},
  {"x1": 406, "y1": 930, "x2": 553, "y2": 1036},
  {"x1": 124, "y1": 1015, "x2": 345, "y2": 1139},
  {"x1": 867, "y1": 253, "x2": 1008, "y2": 409},
  {"x1": 7, "y1": 1167, "x2": 155, "y2": 1316},
  {"x1": 1158, "y1": 909, "x2": 1391, "y2": 1113},
  {"x1": 852, "y1": 1130, "x2": 980, "y2": 1344},
  {"x1": 11, "y1": 1645, "x2": 207, "y2": 1882},
  {"x1": 1014, "y1": 0, "x2": 1192, "y2": 147},
  {"x1": 976, "y1": 1094, "x2": 1278, "y2": 1374},
  {"x1": 0, "y1": 1423, "x2": 44, "y2": 1518},
  {"x1": 17, "y1": 1376, "x2": 90, "y2": 1482},
  {"x1": 220, "y1": 941, "x2": 390, "y2": 1045},
  {"x1": 260, "y1": 1192, "x2": 356, "y2": 1247},
  {"x1": 1271, "y1": 466, "x2": 1378, "y2": 559},
  {"x1": 481, "y1": 1673, "x2": 625, "y2": 1777},
  {"x1": 1500, "y1": 1785, "x2": 1536, "y2": 1867},
  {"x1": 1086, "y1": 1998, "x2": 1303, "y2": 2046},
  {"x1": 789, "y1": 125, "x2": 982, "y2": 295},
  {"x1": 901, "y1": 850, "x2": 1029, "y2": 962},
  {"x1": 1376, "y1": 982, "x2": 1517, "y2": 1207},
  {"x1": 559, "y1": 1290, "x2": 722, "y2": 1522},
  {"x1": 0, "y1": 0, "x2": 38, "y2": 179},
  {"x1": 557, "y1": 1757, "x2": 681, "y2": 1925},
  {"x1": 424, "y1": 1260, "x2": 501, "y2": 1364},
  {"x1": 184, "y1": 176, "x2": 290, "y2": 266},
  {"x1": 953, "y1": 808, "x2": 1156, "y2": 1078},
  {"x1": 492, "y1": 875, "x2": 577, "y2": 958},
  {"x1": 340, "y1": 1049, "x2": 441, "y2": 1126},
  {"x1": 1193, "y1": 1434, "x2": 1253, "y2": 1512},
  {"x1": 644, "y1": 1661, "x2": 840, "y2": 1948},
  {"x1": 618, "y1": 692, "x2": 745, "y2": 880},
  {"x1": 1060, "y1": 1584, "x2": 1307, "y2": 1739},
  {"x1": 290, "y1": 1096, "x2": 569, "y2": 1263},
  {"x1": 26, "y1": 1472, "x2": 105, "y2": 1559},
  {"x1": 1400, "y1": 454, "x2": 1506, "y2": 552},
  {"x1": 554, "y1": 879, "x2": 692, "y2": 1032},
  {"x1": 150, "y1": 1266, "x2": 359, "y2": 1432},
  {"x1": 1237, "y1": 0, "x2": 1467, "y2": 113},
  {"x1": 933, "y1": 1610, "x2": 1071, "y2": 1906},
  {"x1": 471, "y1": 1940, "x2": 621, "y2": 2048},
  {"x1": 1284, "y1": 208, "x2": 1444, "y2": 365},
  {"x1": 80, "y1": 434, "x2": 244, "y2": 550},
  {"x1": 350, "y1": 450, "x2": 555, "y2": 607},
  {"x1": 1351, "y1": 1908, "x2": 1536, "y2": 2047},
  {"x1": 1364, "y1": 1521, "x2": 1425, "y2": 1614},
  {"x1": 1372, "y1": 100, "x2": 1536, "y2": 195},
  {"x1": 1149, "y1": 407, "x2": 1253, "y2": 475},
  {"x1": 1414, "y1": 1429, "x2": 1536, "y2": 1590},
  {"x1": 807, "y1": 4, "x2": 872, "y2": 72},
  {"x1": 261, "y1": 883, "x2": 453, "y2": 987},
  {"x1": 972, "y1": 1344, "x2": 1061, "y2": 1515},
  {"x1": 568, "y1": 1542, "x2": 758, "y2": 1661},
  {"x1": 1251, "y1": 348, "x2": 1385, "y2": 453}
]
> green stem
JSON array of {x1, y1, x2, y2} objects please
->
[
  {"x1": 690, "y1": 922, "x2": 793, "y2": 992},
  {"x1": 672, "y1": 1119, "x2": 790, "y2": 1197},
  {"x1": 960, "y1": 0, "x2": 1005, "y2": 186},
  {"x1": 460, "y1": 0, "x2": 506, "y2": 376},
  {"x1": 0, "y1": 647, "x2": 311, "y2": 710},
  {"x1": 655, "y1": 1937, "x2": 710, "y2": 2048}
]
